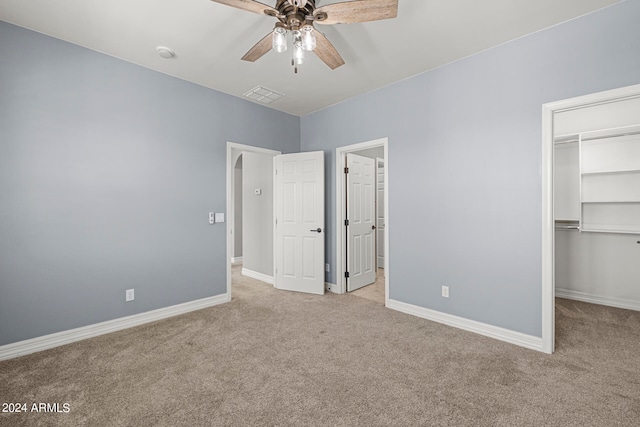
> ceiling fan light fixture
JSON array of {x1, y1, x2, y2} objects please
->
[
  {"x1": 293, "y1": 36, "x2": 305, "y2": 65},
  {"x1": 301, "y1": 24, "x2": 316, "y2": 51},
  {"x1": 210, "y1": 0, "x2": 398, "y2": 71},
  {"x1": 272, "y1": 25, "x2": 288, "y2": 53}
]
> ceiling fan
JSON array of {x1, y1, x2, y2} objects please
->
[{"x1": 210, "y1": 0, "x2": 399, "y2": 72}]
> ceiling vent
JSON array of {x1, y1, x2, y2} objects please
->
[{"x1": 243, "y1": 86, "x2": 284, "y2": 104}]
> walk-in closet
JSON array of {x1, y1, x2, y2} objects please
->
[{"x1": 554, "y1": 96, "x2": 640, "y2": 311}]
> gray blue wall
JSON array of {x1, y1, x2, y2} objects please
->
[
  {"x1": 2, "y1": 0, "x2": 639, "y2": 346},
  {"x1": 301, "y1": 0, "x2": 640, "y2": 337},
  {"x1": 0, "y1": 21, "x2": 299, "y2": 345}
]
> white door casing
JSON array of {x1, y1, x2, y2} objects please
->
[
  {"x1": 335, "y1": 138, "x2": 389, "y2": 299},
  {"x1": 275, "y1": 151, "x2": 325, "y2": 295},
  {"x1": 346, "y1": 153, "x2": 376, "y2": 292},
  {"x1": 376, "y1": 158, "x2": 385, "y2": 269},
  {"x1": 227, "y1": 142, "x2": 280, "y2": 300}
]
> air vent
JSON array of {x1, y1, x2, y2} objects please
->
[{"x1": 243, "y1": 86, "x2": 284, "y2": 104}]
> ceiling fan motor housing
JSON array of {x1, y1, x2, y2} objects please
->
[
  {"x1": 276, "y1": 0, "x2": 316, "y2": 30},
  {"x1": 277, "y1": 0, "x2": 315, "y2": 16}
]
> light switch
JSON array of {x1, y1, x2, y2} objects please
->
[
  {"x1": 254, "y1": 188, "x2": 262, "y2": 195},
  {"x1": 214, "y1": 213, "x2": 225, "y2": 223}
]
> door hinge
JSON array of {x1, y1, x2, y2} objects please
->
[
  {"x1": 344, "y1": 167, "x2": 349, "y2": 174},
  {"x1": 344, "y1": 271, "x2": 350, "y2": 278},
  {"x1": 345, "y1": 219, "x2": 349, "y2": 226}
]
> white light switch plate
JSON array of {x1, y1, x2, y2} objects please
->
[
  {"x1": 442, "y1": 286, "x2": 449, "y2": 298},
  {"x1": 214, "y1": 213, "x2": 225, "y2": 223}
]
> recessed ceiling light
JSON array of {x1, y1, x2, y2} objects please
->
[
  {"x1": 243, "y1": 86, "x2": 284, "y2": 105},
  {"x1": 156, "y1": 46, "x2": 175, "y2": 59}
]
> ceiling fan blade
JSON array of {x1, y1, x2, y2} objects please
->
[
  {"x1": 210, "y1": 0, "x2": 278, "y2": 16},
  {"x1": 314, "y1": 31, "x2": 345, "y2": 70},
  {"x1": 241, "y1": 32, "x2": 273, "y2": 62},
  {"x1": 314, "y1": 0, "x2": 398, "y2": 25}
]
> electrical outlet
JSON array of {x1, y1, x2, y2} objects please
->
[
  {"x1": 126, "y1": 289, "x2": 135, "y2": 302},
  {"x1": 441, "y1": 286, "x2": 449, "y2": 298},
  {"x1": 325, "y1": 263, "x2": 330, "y2": 272}
]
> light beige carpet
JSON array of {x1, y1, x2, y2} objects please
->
[
  {"x1": 1, "y1": 266, "x2": 640, "y2": 426},
  {"x1": 350, "y1": 268, "x2": 385, "y2": 304}
]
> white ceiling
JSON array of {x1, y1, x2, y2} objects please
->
[{"x1": 0, "y1": 0, "x2": 620, "y2": 116}]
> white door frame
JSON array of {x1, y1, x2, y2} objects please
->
[
  {"x1": 541, "y1": 83, "x2": 640, "y2": 354},
  {"x1": 226, "y1": 142, "x2": 280, "y2": 299},
  {"x1": 376, "y1": 157, "x2": 385, "y2": 269},
  {"x1": 335, "y1": 138, "x2": 389, "y2": 304}
]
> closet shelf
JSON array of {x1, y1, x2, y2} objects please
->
[
  {"x1": 581, "y1": 168, "x2": 640, "y2": 176},
  {"x1": 554, "y1": 135, "x2": 579, "y2": 145},
  {"x1": 581, "y1": 200, "x2": 640, "y2": 204},
  {"x1": 555, "y1": 121, "x2": 640, "y2": 235},
  {"x1": 555, "y1": 124, "x2": 640, "y2": 144},
  {"x1": 580, "y1": 123, "x2": 640, "y2": 141}
]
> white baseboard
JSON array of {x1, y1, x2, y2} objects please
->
[
  {"x1": 241, "y1": 268, "x2": 274, "y2": 285},
  {"x1": 387, "y1": 299, "x2": 543, "y2": 353},
  {"x1": 556, "y1": 288, "x2": 640, "y2": 312},
  {"x1": 231, "y1": 256, "x2": 243, "y2": 265},
  {"x1": 326, "y1": 282, "x2": 339, "y2": 293},
  {"x1": 0, "y1": 294, "x2": 229, "y2": 361}
]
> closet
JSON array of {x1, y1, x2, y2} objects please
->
[{"x1": 554, "y1": 96, "x2": 640, "y2": 311}]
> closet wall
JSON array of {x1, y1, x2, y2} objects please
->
[{"x1": 554, "y1": 96, "x2": 640, "y2": 311}]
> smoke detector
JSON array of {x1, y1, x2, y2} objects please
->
[{"x1": 156, "y1": 46, "x2": 176, "y2": 59}]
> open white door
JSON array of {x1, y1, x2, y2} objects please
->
[
  {"x1": 346, "y1": 153, "x2": 376, "y2": 292},
  {"x1": 275, "y1": 151, "x2": 325, "y2": 295}
]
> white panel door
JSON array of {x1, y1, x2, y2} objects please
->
[
  {"x1": 347, "y1": 153, "x2": 376, "y2": 292},
  {"x1": 376, "y1": 158, "x2": 385, "y2": 269},
  {"x1": 275, "y1": 151, "x2": 325, "y2": 295}
]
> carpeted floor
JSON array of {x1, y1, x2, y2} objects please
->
[
  {"x1": 350, "y1": 268, "x2": 385, "y2": 305},
  {"x1": 1, "y1": 266, "x2": 640, "y2": 426}
]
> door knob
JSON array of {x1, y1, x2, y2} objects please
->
[{"x1": 310, "y1": 228, "x2": 322, "y2": 233}]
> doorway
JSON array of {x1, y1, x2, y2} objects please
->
[
  {"x1": 226, "y1": 142, "x2": 280, "y2": 298},
  {"x1": 541, "y1": 83, "x2": 640, "y2": 354},
  {"x1": 226, "y1": 143, "x2": 326, "y2": 298},
  {"x1": 335, "y1": 138, "x2": 389, "y2": 305}
]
